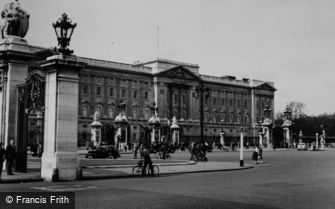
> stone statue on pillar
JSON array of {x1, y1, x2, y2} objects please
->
[
  {"x1": 90, "y1": 111, "x2": 102, "y2": 149},
  {"x1": 0, "y1": 0, "x2": 30, "y2": 39},
  {"x1": 170, "y1": 116, "x2": 180, "y2": 144}
]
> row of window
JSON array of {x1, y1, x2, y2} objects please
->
[
  {"x1": 211, "y1": 91, "x2": 250, "y2": 99},
  {"x1": 82, "y1": 85, "x2": 150, "y2": 100},
  {"x1": 205, "y1": 97, "x2": 249, "y2": 108},
  {"x1": 204, "y1": 114, "x2": 250, "y2": 125}
]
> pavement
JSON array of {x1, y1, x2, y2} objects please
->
[{"x1": 0, "y1": 156, "x2": 253, "y2": 183}]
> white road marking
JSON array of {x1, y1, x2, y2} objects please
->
[{"x1": 31, "y1": 184, "x2": 98, "y2": 191}]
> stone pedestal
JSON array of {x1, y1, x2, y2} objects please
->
[
  {"x1": 259, "y1": 133, "x2": 263, "y2": 146},
  {"x1": 282, "y1": 119, "x2": 292, "y2": 147},
  {"x1": 262, "y1": 118, "x2": 273, "y2": 149},
  {"x1": 114, "y1": 127, "x2": 121, "y2": 150},
  {"x1": 0, "y1": 37, "x2": 32, "y2": 172},
  {"x1": 40, "y1": 55, "x2": 85, "y2": 181}
]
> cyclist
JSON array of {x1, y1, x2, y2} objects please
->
[{"x1": 141, "y1": 145, "x2": 154, "y2": 176}]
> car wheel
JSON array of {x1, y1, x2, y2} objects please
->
[
  {"x1": 108, "y1": 155, "x2": 114, "y2": 159},
  {"x1": 87, "y1": 155, "x2": 93, "y2": 159}
]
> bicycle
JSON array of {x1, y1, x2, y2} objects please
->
[{"x1": 132, "y1": 160, "x2": 159, "y2": 177}]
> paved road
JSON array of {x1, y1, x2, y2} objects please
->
[{"x1": 1, "y1": 149, "x2": 335, "y2": 209}]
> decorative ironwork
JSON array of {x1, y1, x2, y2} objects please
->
[{"x1": 16, "y1": 73, "x2": 45, "y2": 172}]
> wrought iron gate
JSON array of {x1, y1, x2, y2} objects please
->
[{"x1": 16, "y1": 73, "x2": 45, "y2": 172}]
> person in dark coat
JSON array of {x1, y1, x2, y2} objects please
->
[
  {"x1": 0, "y1": 142, "x2": 6, "y2": 181},
  {"x1": 141, "y1": 145, "x2": 154, "y2": 176},
  {"x1": 5, "y1": 140, "x2": 16, "y2": 175}
]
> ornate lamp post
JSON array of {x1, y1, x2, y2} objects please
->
[
  {"x1": 148, "y1": 102, "x2": 160, "y2": 143},
  {"x1": 167, "y1": 119, "x2": 171, "y2": 142},
  {"x1": 282, "y1": 106, "x2": 293, "y2": 147},
  {"x1": 320, "y1": 125, "x2": 326, "y2": 150},
  {"x1": 237, "y1": 126, "x2": 245, "y2": 167},
  {"x1": 220, "y1": 119, "x2": 225, "y2": 147},
  {"x1": 52, "y1": 13, "x2": 77, "y2": 55},
  {"x1": 261, "y1": 104, "x2": 273, "y2": 149},
  {"x1": 114, "y1": 100, "x2": 128, "y2": 150},
  {"x1": 195, "y1": 84, "x2": 210, "y2": 147}
]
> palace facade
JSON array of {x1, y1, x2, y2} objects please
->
[
  {"x1": 1, "y1": 41, "x2": 275, "y2": 148},
  {"x1": 75, "y1": 56, "x2": 276, "y2": 147}
]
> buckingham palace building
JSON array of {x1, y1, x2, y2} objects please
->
[{"x1": 75, "y1": 57, "x2": 276, "y2": 147}]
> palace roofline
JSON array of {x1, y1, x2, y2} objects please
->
[{"x1": 14, "y1": 44, "x2": 274, "y2": 89}]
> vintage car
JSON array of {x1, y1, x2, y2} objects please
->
[
  {"x1": 85, "y1": 145, "x2": 120, "y2": 159},
  {"x1": 297, "y1": 143, "x2": 307, "y2": 151}
]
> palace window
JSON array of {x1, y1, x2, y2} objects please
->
[
  {"x1": 244, "y1": 115, "x2": 249, "y2": 125},
  {"x1": 205, "y1": 96, "x2": 209, "y2": 105},
  {"x1": 121, "y1": 88, "x2": 126, "y2": 98},
  {"x1": 229, "y1": 114, "x2": 233, "y2": 124},
  {"x1": 133, "y1": 90, "x2": 137, "y2": 99},
  {"x1": 237, "y1": 115, "x2": 241, "y2": 124},
  {"x1": 145, "y1": 91, "x2": 149, "y2": 100},
  {"x1": 182, "y1": 110, "x2": 186, "y2": 120},
  {"x1": 133, "y1": 107, "x2": 138, "y2": 119},
  {"x1": 83, "y1": 85, "x2": 89, "y2": 95},
  {"x1": 108, "y1": 105, "x2": 114, "y2": 118},
  {"x1": 96, "y1": 104, "x2": 103, "y2": 116},
  {"x1": 96, "y1": 86, "x2": 101, "y2": 96},
  {"x1": 144, "y1": 108, "x2": 149, "y2": 120},
  {"x1": 82, "y1": 105, "x2": 88, "y2": 117},
  {"x1": 173, "y1": 93, "x2": 177, "y2": 104},
  {"x1": 204, "y1": 113, "x2": 209, "y2": 123},
  {"x1": 213, "y1": 98, "x2": 217, "y2": 106},
  {"x1": 109, "y1": 87, "x2": 114, "y2": 97},
  {"x1": 221, "y1": 98, "x2": 224, "y2": 106},
  {"x1": 229, "y1": 100, "x2": 233, "y2": 107}
]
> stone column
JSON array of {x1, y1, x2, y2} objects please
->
[
  {"x1": 0, "y1": 37, "x2": 31, "y2": 172},
  {"x1": 40, "y1": 55, "x2": 86, "y2": 181}
]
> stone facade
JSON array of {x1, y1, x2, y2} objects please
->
[
  {"x1": 75, "y1": 57, "x2": 276, "y2": 146},
  {"x1": 0, "y1": 41, "x2": 276, "y2": 148}
]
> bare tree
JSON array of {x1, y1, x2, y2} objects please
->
[{"x1": 286, "y1": 102, "x2": 306, "y2": 119}]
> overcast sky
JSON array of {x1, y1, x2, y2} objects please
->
[{"x1": 13, "y1": 0, "x2": 335, "y2": 115}]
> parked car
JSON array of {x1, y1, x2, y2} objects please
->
[
  {"x1": 297, "y1": 143, "x2": 307, "y2": 151},
  {"x1": 85, "y1": 145, "x2": 120, "y2": 159}
]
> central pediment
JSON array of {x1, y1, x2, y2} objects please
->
[
  {"x1": 255, "y1": 82, "x2": 276, "y2": 92},
  {"x1": 156, "y1": 65, "x2": 201, "y2": 81}
]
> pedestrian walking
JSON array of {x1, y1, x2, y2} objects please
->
[
  {"x1": 258, "y1": 145, "x2": 263, "y2": 164},
  {"x1": 6, "y1": 139, "x2": 16, "y2": 175},
  {"x1": 0, "y1": 142, "x2": 5, "y2": 181},
  {"x1": 252, "y1": 144, "x2": 259, "y2": 164},
  {"x1": 133, "y1": 143, "x2": 139, "y2": 159}
]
